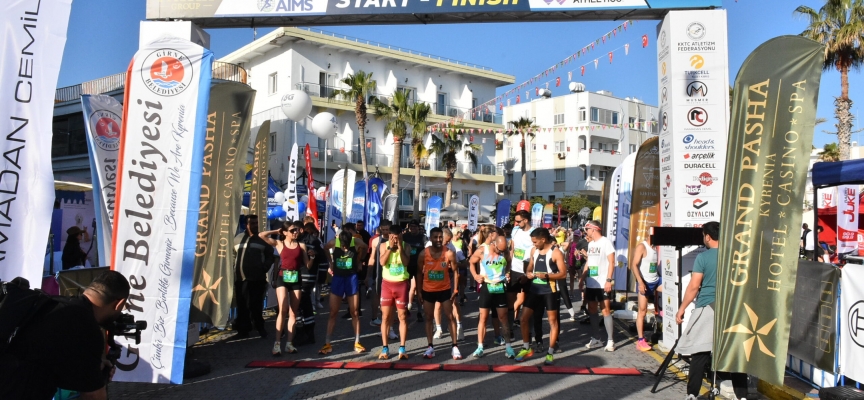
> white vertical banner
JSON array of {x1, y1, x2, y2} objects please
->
[
  {"x1": 840, "y1": 265, "x2": 864, "y2": 383},
  {"x1": 468, "y1": 195, "x2": 480, "y2": 231},
  {"x1": 82, "y1": 95, "x2": 124, "y2": 266},
  {"x1": 329, "y1": 169, "x2": 356, "y2": 229},
  {"x1": 0, "y1": 0, "x2": 72, "y2": 284},
  {"x1": 837, "y1": 185, "x2": 859, "y2": 254},
  {"x1": 112, "y1": 36, "x2": 213, "y2": 384},
  {"x1": 818, "y1": 187, "x2": 836, "y2": 209},
  {"x1": 285, "y1": 143, "x2": 299, "y2": 221},
  {"x1": 605, "y1": 165, "x2": 623, "y2": 246},
  {"x1": 614, "y1": 153, "x2": 636, "y2": 291}
]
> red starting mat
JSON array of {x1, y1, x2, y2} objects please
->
[{"x1": 246, "y1": 361, "x2": 640, "y2": 376}]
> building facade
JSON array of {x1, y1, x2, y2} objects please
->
[{"x1": 498, "y1": 89, "x2": 658, "y2": 203}]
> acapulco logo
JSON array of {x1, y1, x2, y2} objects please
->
[{"x1": 141, "y1": 49, "x2": 193, "y2": 96}]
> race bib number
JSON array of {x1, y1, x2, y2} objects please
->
[
  {"x1": 588, "y1": 266, "x2": 599, "y2": 277},
  {"x1": 487, "y1": 282, "x2": 504, "y2": 294},
  {"x1": 336, "y1": 258, "x2": 353, "y2": 269},
  {"x1": 389, "y1": 265, "x2": 405, "y2": 276},
  {"x1": 649, "y1": 263, "x2": 657, "y2": 274},
  {"x1": 428, "y1": 270, "x2": 445, "y2": 281},
  {"x1": 514, "y1": 248, "x2": 525, "y2": 260},
  {"x1": 283, "y1": 270, "x2": 299, "y2": 283}
]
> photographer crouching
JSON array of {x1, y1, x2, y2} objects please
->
[{"x1": 0, "y1": 270, "x2": 134, "y2": 399}]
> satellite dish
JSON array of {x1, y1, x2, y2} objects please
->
[
  {"x1": 280, "y1": 90, "x2": 313, "y2": 121},
  {"x1": 579, "y1": 207, "x2": 591, "y2": 218}
]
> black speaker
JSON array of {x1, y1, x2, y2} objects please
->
[
  {"x1": 819, "y1": 386, "x2": 864, "y2": 400},
  {"x1": 650, "y1": 227, "x2": 703, "y2": 248}
]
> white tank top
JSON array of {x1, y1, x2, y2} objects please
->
[
  {"x1": 639, "y1": 241, "x2": 659, "y2": 283},
  {"x1": 511, "y1": 227, "x2": 534, "y2": 273}
]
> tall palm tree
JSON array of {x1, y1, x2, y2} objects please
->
[
  {"x1": 371, "y1": 91, "x2": 410, "y2": 204},
  {"x1": 819, "y1": 142, "x2": 841, "y2": 161},
  {"x1": 795, "y1": 0, "x2": 864, "y2": 160},
  {"x1": 505, "y1": 117, "x2": 538, "y2": 200},
  {"x1": 331, "y1": 71, "x2": 377, "y2": 179},
  {"x1": 406, "y1": 102, "x2": 431, "y2": 218},
  {"x1": 429, "y1": 127, "x2": 482, "y2": 207}
]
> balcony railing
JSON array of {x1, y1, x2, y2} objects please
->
[
  {"x1": 305, "y1": 146, "x2": 499, "y2": 176},
  {"x1": 55, "y1": 61, "x2": 248, "y2": 103}
]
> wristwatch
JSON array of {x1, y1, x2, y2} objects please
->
[{"x1": 606, "y1": 278, "x2": 614, "y2": 283}]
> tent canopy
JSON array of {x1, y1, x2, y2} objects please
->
[{"x1": 812, "y1": 159, "x2": 864, "y2": 188}]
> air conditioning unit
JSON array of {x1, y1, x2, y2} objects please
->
[
  {"x1": 483, "y1": 114, "x2": 493, "y2": 123},
  {"x1": 557, "y1": 152, "x2": 567, "y2": 159},
  {"x1": 495, "y1": 183, "x2": 505, "y2": 194},
  {"x1": 447, "y1": 108, "x2": 459, "y2": 117},
  {"x1": 505, "y1": 184, "x2": 512, "y2": 192}
]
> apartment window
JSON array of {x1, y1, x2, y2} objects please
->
[
  {"x1": 497, "y1": 162, "x2": 505, "y2": 175},
  {"x1": 554, "y1": 169, "x2": 565, "y2": 181},
  {"x1": 554, "y1": 113, "x2": 565, "y2": 125},
  {"x1": 579, "y1": 136, "x2": 586, "y2": 150},
  {"x1": 507, "y1": 146, "x2": 514, "y2": 159},
  {"x1": 638, "y1": 118, "x2": 647, "y2": 131},
  {"x1": 590, "y1": 107, "x2": 619, "y2": 125},
  {"x1": 612, "y1": 143, "x2": 619, "y2": 152},
  {"x1": 579, "y1": 107, "x2": 587, "y2": 122},
  {"x1": 554, "y1": 141, "x2": 566, "y2": 152},
  {"x1": 432, "y1": 191, "x2": 445, "y2": 200},
  {"x1": 463, "y1": 192, "x2": 479, "y2": 207},
  {"x1": 268, "y1": 72, "x2": 278, "y2": 95},
  {"x1": 270, "y1": 133, "x2": 277, "y2": 153},
  {"x1": 506, "y1": 173, "x2": 514, "y2": 185},
  {"x1": 400, "y1": 189, "x2": 414, "y2": 207},
  {"x1": 599, "y1": 170, "x2": 607, "y2": 181},
  {"x1": 630, "y1": 144, "x2": 637, "y2": 154},
  {"x1": 628, "y1": 117, "x2": 636, "y2": 127},
  {"x1": 397, "y1": 86, "x2": 416, "y2": 103}
]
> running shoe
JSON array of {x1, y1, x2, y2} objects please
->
[
  {"x1": 452, "y1": 347, "x2": 463, "y2": 360},
  {"x1": 370, "y1": 318, "x2": 382, "y2": 327},
  {"x1": 433, "y1": 328, "x2": 443, "y2": 339},
  {"x1": 568, "y1": 315, "x2": 577, "y2": 322},
  {"x1": 318, "y1": 343, "x2": 333, "y2": 355},
  {"x1": 585, "y1": 338, "x2": 604, "y2": 349},
  {"x1": 544, "y1": 354, "x2": 554, "y2": 365},
  {"x1": 284, "y1": 343, "x2": 298, "y2": 354},
  {"x1": 472, "y1": 346, "x2": 485, "y2": 358},
  {"x1": 388, "y1": 327, "x2": 398, "y2": 340},
  {"x1": 378, "y1": 347, "x2": 390, "y2": 360},
  {"x1": 533, "y1": 341, "x2": 545, "y2": 353},
  {"x1": 505, "y1": 347, "x2": 517, "y2": 359},
  {"x1": 354, "y1": 343, "x2": 366, "y2": 354},
  {"x1": 398, "y1": 346, "x2": 409, "y2": 360},
  {"x1": 604, "y1": 341, "x2": 616, "y2": 352},
  {"x1": 515, "y1": 348, "x2": 534, "y2": 362},
  {"x1": 457, "y1": 325, "x2": 465, "y2": 341},
  {"x1": 272, "y1": 341, "x2": 282, "y2": 356},
  {"x1": 635, "y1": 338, "x2": 652, "y2": 352},
  {"x1": 423, "y1": 346, "x2": 435, "y2": 359},
  {"x1": 495, "y1": 335, "x2": 506, "y2": 346}
]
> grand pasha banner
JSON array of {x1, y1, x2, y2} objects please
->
[
  {"x1": 713, "y1": 36, "x2": 824, "y2": 386},
  {"x1": 189, "y1": 82, "x2": 255, "y2": 328},
  {"x1": 0, "y1": 0, "x2": 72, "y2": 284},
  {"x1": 112, "y1": 36, "x2": 213, "y2": 384},
  {"x1": 628, "y1": 137, "x2": 660, "y2": 290},
  {"x1": 250, "y1": 120, "x2": 270, "y2": 233},
  {"x1": 82, "y1": 94, "x2": 124, "y2": 267}
]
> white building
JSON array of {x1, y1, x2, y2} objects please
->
[
  {"x1": 498, "y1": 88, "x2": 658, "y2": 203},
  {"x1": 219, "y1": 27, "x2": 513, "y2": 219}
]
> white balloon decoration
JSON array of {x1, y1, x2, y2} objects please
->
[
  {"x1": 280, "y1": 90, "x2": 313, "y2": 121},
  {"x1": 311, "y1": 112, "x2": 338, "y2": 140},
  {"x1": 274, "y1": 191, "x2": 286, "y2": 204}
]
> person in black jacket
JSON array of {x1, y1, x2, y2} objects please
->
[
  {"x1": 62, "y1": 226, "x2": 90, "y2": 270},
  {"x1": 233, "y1": 215, "x2": 275, "y2": 338}
]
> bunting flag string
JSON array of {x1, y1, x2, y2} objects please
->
[
  {"x1": 427, "y1": 121, "x2": 658, "y2": 135},
  {"x1": 430, "y1": 19, "x2": 647, "y2": 131}
]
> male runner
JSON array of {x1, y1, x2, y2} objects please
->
[
  {"x1": 470, "y1": 231, "x2": 516, "y2": 359},
  {"x1": 630, "y1": 235, "x2": 661, "y2": 351},
  {"x1": 417, "y1": 227, "x2": 462, "y2": 360},
  {"x1": 320, "y1": 223, "x2": 368, "y2": 355},
  {"x1": 509, "y1": 211, "x2": 534, "y2": 334},
  {"x1": 378, "y1": 225, "x2": 413, "y2": 360},
  {"x1": 402, "y1": 221, "x2": 428, "y2": 322},
  {"x1": 366, "y1": 220, "x2": 391, "y2": 328},
  {"x1": 579, "y1": 220, "x2": 617, "y2": 351}
]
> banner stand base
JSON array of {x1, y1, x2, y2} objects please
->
[{"x1": 183, "y1": 355, "x2": 211, "y2": 380}]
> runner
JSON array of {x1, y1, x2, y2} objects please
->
[
  {"x1": 579, "y1": 220, "x2": 617, "y2": 352},
  {"x1": 470, "y1": 230, "x2": 516, "y2": 359},
  {"x1": 366, "y1": 220, "x2": 391, "y2": 328},
  {"x1": 629, "y1": 235, "x2": 660, "y2": 351},
  {"x1": 417, "y1": 227, "x2": 462, "y2": 360},
  {"x1": 402, "y1": 221, "x2": 428, "y2": 322},
  {"x1": 451, "y1": 227, "x2": 469, "y2": 307},
  {"x1": 320, "y1": 223, "x2": 368, "y2": 355},
  {"x1": 378, "y1": 225, "x2": 413, "y2": 360},
  {"x1": 515, "y1": 228, "x2": 567, "y2": 364},
  {"x1": 259, "y1": 222, "x2": 312, "y2": 356},
  {"x1": 509, "y1": 210, "x2": 534, "y2": 335},
  {"x1": 443, "y1": 227, "x2": 466, "y2": 341}
]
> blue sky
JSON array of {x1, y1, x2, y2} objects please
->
[{"x1": 58, "y1": 0, "x2": 862, "y2": 148}]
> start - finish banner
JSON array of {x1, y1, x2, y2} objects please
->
[
  {"x1": 112, "y1": 36, "x2": 213, "y2": 384},
  {"x1": 0, "y1": 0, "x2": 72, "y2": 285}
]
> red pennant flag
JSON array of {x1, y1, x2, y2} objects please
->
[
  {"x1": 609, "y1": 52, "x2": 613, "y2": 63},
  {"x1": 642, "y1": 35, "x2": 649, "y2": 48},
  {"x1": 499, "y1": 103, "x2": 503, "y2": 110},
  {"x1": 516, "y1": 95, "x2": 520, "y2": 104},
  {"x1": 535, "y1": 87, "x2": 539, "y2": 95},
  {"x1": 555, "y1": 77, "x2": 561, "y2": 87},
  {"x1": 624, "y1": 21, "x2": 628, "y2": 30},
  {"x1": 581, "y1": 66, "x2": 585, "y2": 76},
  {"x1": 602, "y1": 36, "x2": 606, "y2": 44}
]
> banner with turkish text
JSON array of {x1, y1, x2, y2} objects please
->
[
  {"x1": 112, "y1": 36, "x2": 213, "y2": 383},
  {"x1": 605, "y1": 165, "x2": 622, "y2": 246},
  {"x1": 0, "y1": 0, "x2": 71, "y2": 285},
  {"x1": 628, "y1": 137, "x2": 660, "y2": 291},
  {"x1": 349, "y1": 180, "x2": 366, "y2": 223},
  {"x1": 713, "y1": 36, "x2": 824, "y2": 386}
]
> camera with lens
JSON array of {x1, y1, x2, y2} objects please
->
[{"x1": 103, "y1": 314, "x2": 147, "y2": 379}]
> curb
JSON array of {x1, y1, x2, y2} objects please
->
[{"x1": 756, "y1": 378, "x2": 808, "y2": 400}]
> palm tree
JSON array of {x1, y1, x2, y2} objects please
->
[
  {"x1": 406, "y1": 102, "x2": 431, "y2": 218},
  {"x1": 819, "y1": 142, "x2": 841, "y2": 161},
  {"x1": 795, "y1": 0, "x2": 864, "y2": 160},
  {"x1": 429, "y1": 127, "x2": 482, "y2": 207},
  {"x1": 505, "y1": 117, "x2": 538, "y2": 200},
  {"x1": 371, "y1": 91, "x2": 410, "y2": 204},
  {"x1": 331, "y1": 71, "x2": 377, "y2": 179}
]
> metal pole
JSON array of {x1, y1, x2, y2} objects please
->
[{"x1": 341, "y1": 164, "x2": 348, "y2": 225}]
